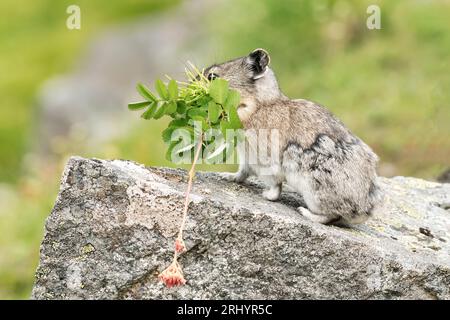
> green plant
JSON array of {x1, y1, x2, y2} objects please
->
[
  {"x1": 128, "y1": 64, "x2": 242, "y2": 287},
  {"x1": 129, "y1": 65, "x2": 242, "y2": 162}
]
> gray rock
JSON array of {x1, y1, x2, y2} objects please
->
[{"x1": 32, "y1": 156, "x2": 450, "y2": 299}]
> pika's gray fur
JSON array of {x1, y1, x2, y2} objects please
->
[{"x1": 205, "y1": 49, "x2": 381, "y2": 225}]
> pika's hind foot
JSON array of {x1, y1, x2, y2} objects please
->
[{"x1": 297, "y1": 207, "x2": 339, "y2": 225}]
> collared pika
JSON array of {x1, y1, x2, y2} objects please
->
[{"x1": 205, "y1": 48, "x2": 381, "y2": 225}]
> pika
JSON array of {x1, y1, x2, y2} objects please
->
[{"x1": 204, "y1": 48, "x2": 381, "y2": 225}]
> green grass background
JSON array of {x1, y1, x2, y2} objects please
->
[{"x1": 0, "y1": 0, "x2": 449, "y2": 299}]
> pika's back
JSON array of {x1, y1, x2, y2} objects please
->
[{"x1": 245, "y1": 98, "x2": 356, "y2": 150}]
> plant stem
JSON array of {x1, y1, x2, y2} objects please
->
[{"x1": 173, "y1": 133, "x2": 203, "y2": 263}]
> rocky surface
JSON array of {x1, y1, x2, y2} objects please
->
[{"x1": 32, "y1": 157, "x2": 450, "y2": 299}]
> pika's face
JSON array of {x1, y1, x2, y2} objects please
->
[
  {"x1": 203, "y1": 48, "x2": 270, "y2": 95},
  {"x1": 203, "y1": 49, "x2": 280, "y2": 123}
]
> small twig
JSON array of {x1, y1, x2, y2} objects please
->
[
  {"x1": 173, "y1": 133, "x2": 203, "y2": 262},
  {"x1": 159, "y1": 134, "x2": 203, "y2": 288}
]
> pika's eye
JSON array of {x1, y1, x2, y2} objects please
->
[{"x1": 207, "y1": 73, "x2": 219, "y2": 81}]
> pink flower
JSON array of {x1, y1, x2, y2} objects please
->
[
  {"x1": 175, "y1": 238, "x2": 186, "y2": 253},
  {"x1": 159, "y1": 261, "x2": 186, "y2": 288}
]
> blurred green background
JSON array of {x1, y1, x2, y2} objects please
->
[{"x1": 0, "y1": 0, "x2": 449, "y2": 299}]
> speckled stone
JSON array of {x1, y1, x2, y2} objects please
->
[{"x1": 32, "y1": 156, "x2": 450, "y2": 299}]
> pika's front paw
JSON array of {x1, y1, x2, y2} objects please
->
[
  {"x1": 218, "y1": 172, "x2": 236, "y2": 182},
  {"x1": 218, "y1": 172, "x2": 248, "y2": 183}
]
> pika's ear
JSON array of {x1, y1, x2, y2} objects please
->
[{"x1": 245, "y1": 48, "x2": 270, "y2": 79}]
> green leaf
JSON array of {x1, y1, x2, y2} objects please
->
[
  {"x1": 128, "y1": 101, "x2": 151, "y2": 111},
  {"x1": 182, "y1": 125, "x2": 195, "y2": 137},
  {"x1": 165, "y1": 125, "x2": 194, "y2": 146},
  {"x1": 224, "y1": 89, "x2": 240, "y2": 113},
  {"x1": 187, "y1": 107, "x2": 208, "y2": 119},
  {"x1": 136, "y1": 83, "x2": 157, "y2": 102},
  {"x1": 169, "y1": 118, "x2": 188, "y2": 128},
  {"x1": 155, "y1": 79, "x2": 169, "y2": 100},
  {"x1": 165, "y1": 101, "x2": 177, "y2": 115},
  {"x1": 191, "y1": 115, "x2": 208, "y2": 130},
  {"x1": 130, "y1": 74, "x2": 243, "y2": 162},
  {"x1": 207, "y1": 101, "x2": 221, "y2": 123},
  {"x1": 162, "y1": 126, "x2": 177, "y2": 144},
  {"x1": 228, "y1": 104, "x2": 242, "y2": 129},
  {"x1": 165, "y1": 140, "x2": 179, "y2": 161},
  {"x1": 197, "y1": 96, "x2": 212, "y2": 106},
  {"x1": 177, "y1": 101, "x2": 187, "y2": 114},
  {"x1": 220, "y1": 121, "x2": 233, "y2": 138},
  {"x1": 168, "y1": 80, "x2": 178, "y2": 100},
  {"x1": 167, "y1": 138, "x2": 195, "y2": 162},
  {"x1": 187, "y1": 117, "x2": 204, "y2": 137},
  {"x1": 209, "y1": 78, "x2": 229, "y2": 104},
  {"x1": 153, "y1": 102, "x2": 166, "y2": 119},
  {"x1": 140, "y1": 102, "x2": 157, "y2": 119}
]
